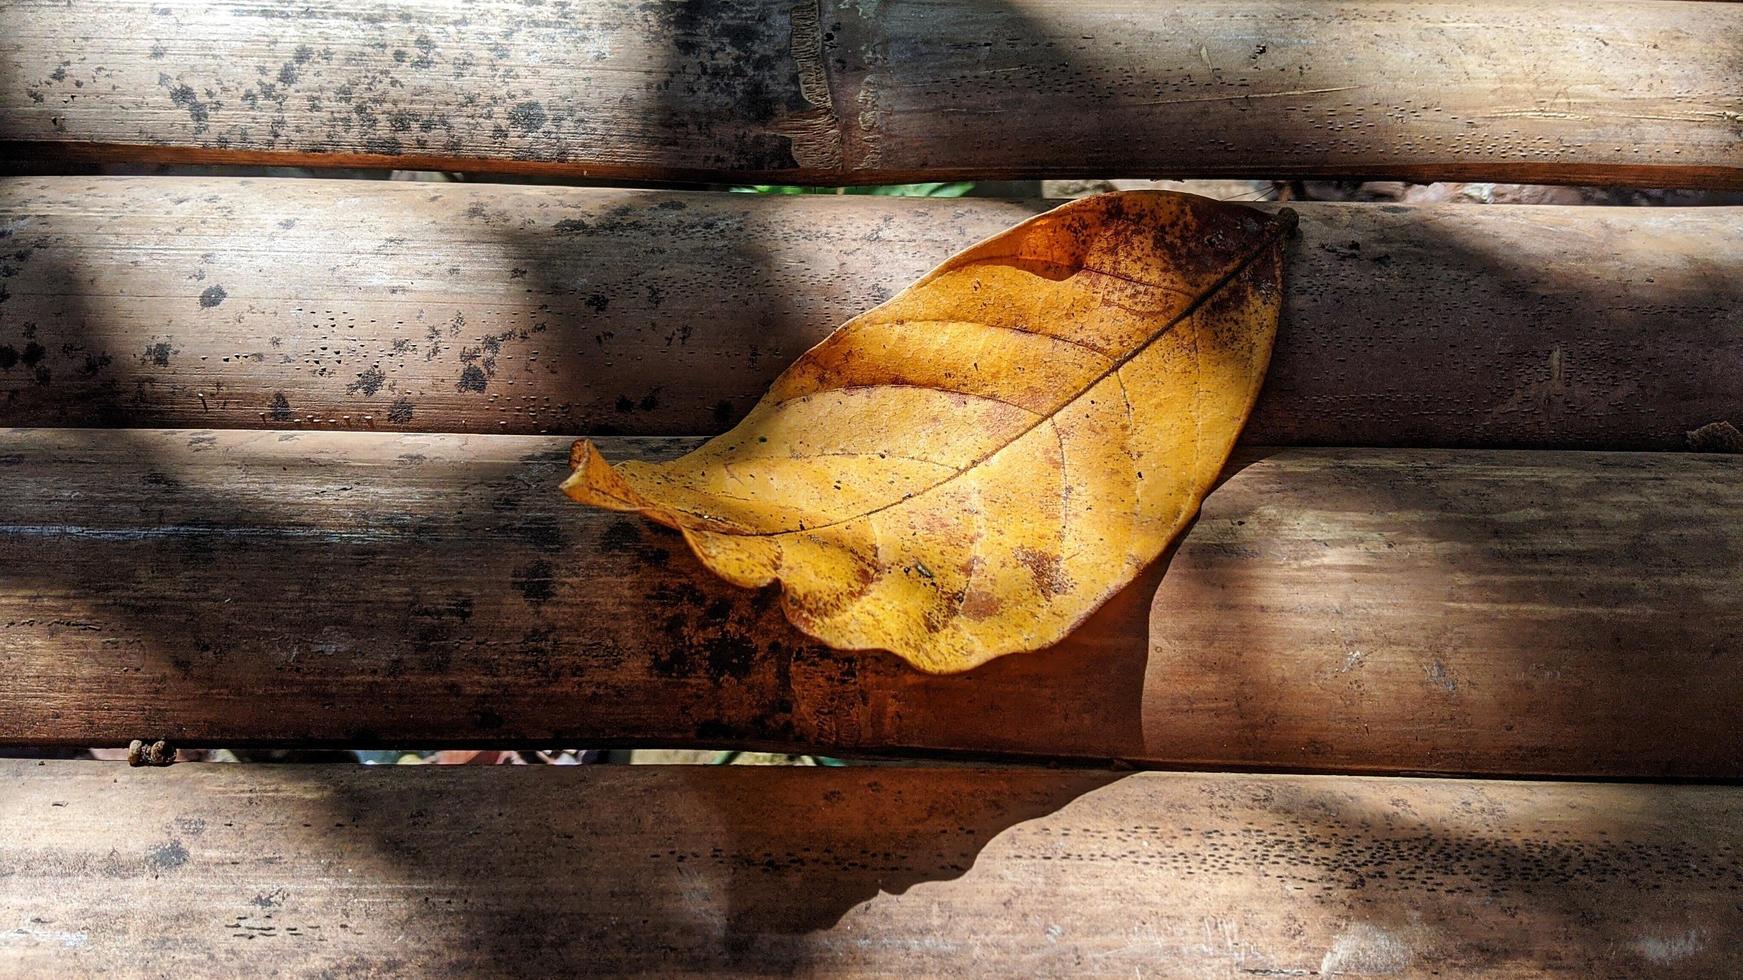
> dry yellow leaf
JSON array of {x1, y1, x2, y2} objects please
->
[{"x1": 564, "y1": 191, "x2": 1294, "y2": 673}]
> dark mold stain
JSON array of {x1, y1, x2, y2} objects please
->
[
  {"x1": 507, "y1": 100, "x2": 547, "y2": 133},
  {"x1": 269, "y1": 392, "x2": 293, "y2": 422},
  {"x1": 198, "y1": 285, "x2": 227, "y2": 308},
  {"x1": 387, "y1": 397, "x2": 415, "y2": 423},
  {"x1": 517, "y1": 627, "x2": 565, "y2": 681},
  {"x1": 145, "y1": 840, "x2": 189, "y2": 874},
  {"x1": 406, "y1": 594, "x2": 475, "y2": 673},
  {"x1": 78, "y1": 352, "x2": 112, "y2": 377},
  {"x1": 162, "y1": 77, "x2": 210, "y2": 134},
  {"x1": 456, "y1": 363, "x2": 488, "y2": 392},
  {"x1": 347, "y1": 365, "x2": 387, "y2": 396},
  {"x1": 646, "y1": 583, "x2": 764, "y2": 685},
  {"x1": 517, "y1": 512, "x2": 564, "y2": 553},
  {"x1": 146, "y1": 341, "x2": 173, "y2": 367},
  {"x1": 705, "y1": 633, "x2": 758, "y2": 681},
  {"x1": 599, "y1": 520, "x2": 642, "y2": 554},
  {"x1": 411, "y1": 33, "x2": 437, "y2": 69},
  {"x1": 512, "y1": 559, "x2": 556, "y2": 605}
]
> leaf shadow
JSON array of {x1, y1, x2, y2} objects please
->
[
  {"x1": 303, "y1": 765, "x2": 1125, "y2": 973},
  {"x1": 267, "y1": 765, "x2": 1740, "y2": 974}
]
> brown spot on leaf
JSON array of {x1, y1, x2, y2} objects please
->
[
  {"x1": 1013, "y1": 546, "x2": 1072, "y2": 598},
  {"x1": 959, "y1": 588, "x2": 1004, "y2": 620}
]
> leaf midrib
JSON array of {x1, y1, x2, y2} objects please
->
[{"x1": 689, "y1": 208, "x2": 1296, "y2": 540}]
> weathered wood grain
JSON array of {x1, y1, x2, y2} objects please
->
[
  {"x1": 2, "y1": 1, "x2": 1740, "y2": 186},
  {"x1": 2, "y1": 177, "x2": 1739, "y2": 448},
  {"x1": 2, "y1": 428, "x2": 1738, "y2": 776},
  {"x1": 4, "y1": 761, "x2": 1740, "y2": 977}
]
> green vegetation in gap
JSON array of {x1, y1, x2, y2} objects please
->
[{"x1": 732, "y1": 182, "x2": 976, "y2": 197}]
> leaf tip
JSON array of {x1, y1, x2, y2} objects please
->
[
  {"x1": 567, "y1": 438, "x2": 593, "y2": 473},
  {"x1": 560, "y1": 439, "x2": 645, "y2": 512}
]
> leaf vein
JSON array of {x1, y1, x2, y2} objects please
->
[{"x1": 705, "y1": 210, "x2": 1295, "y2": 539}]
